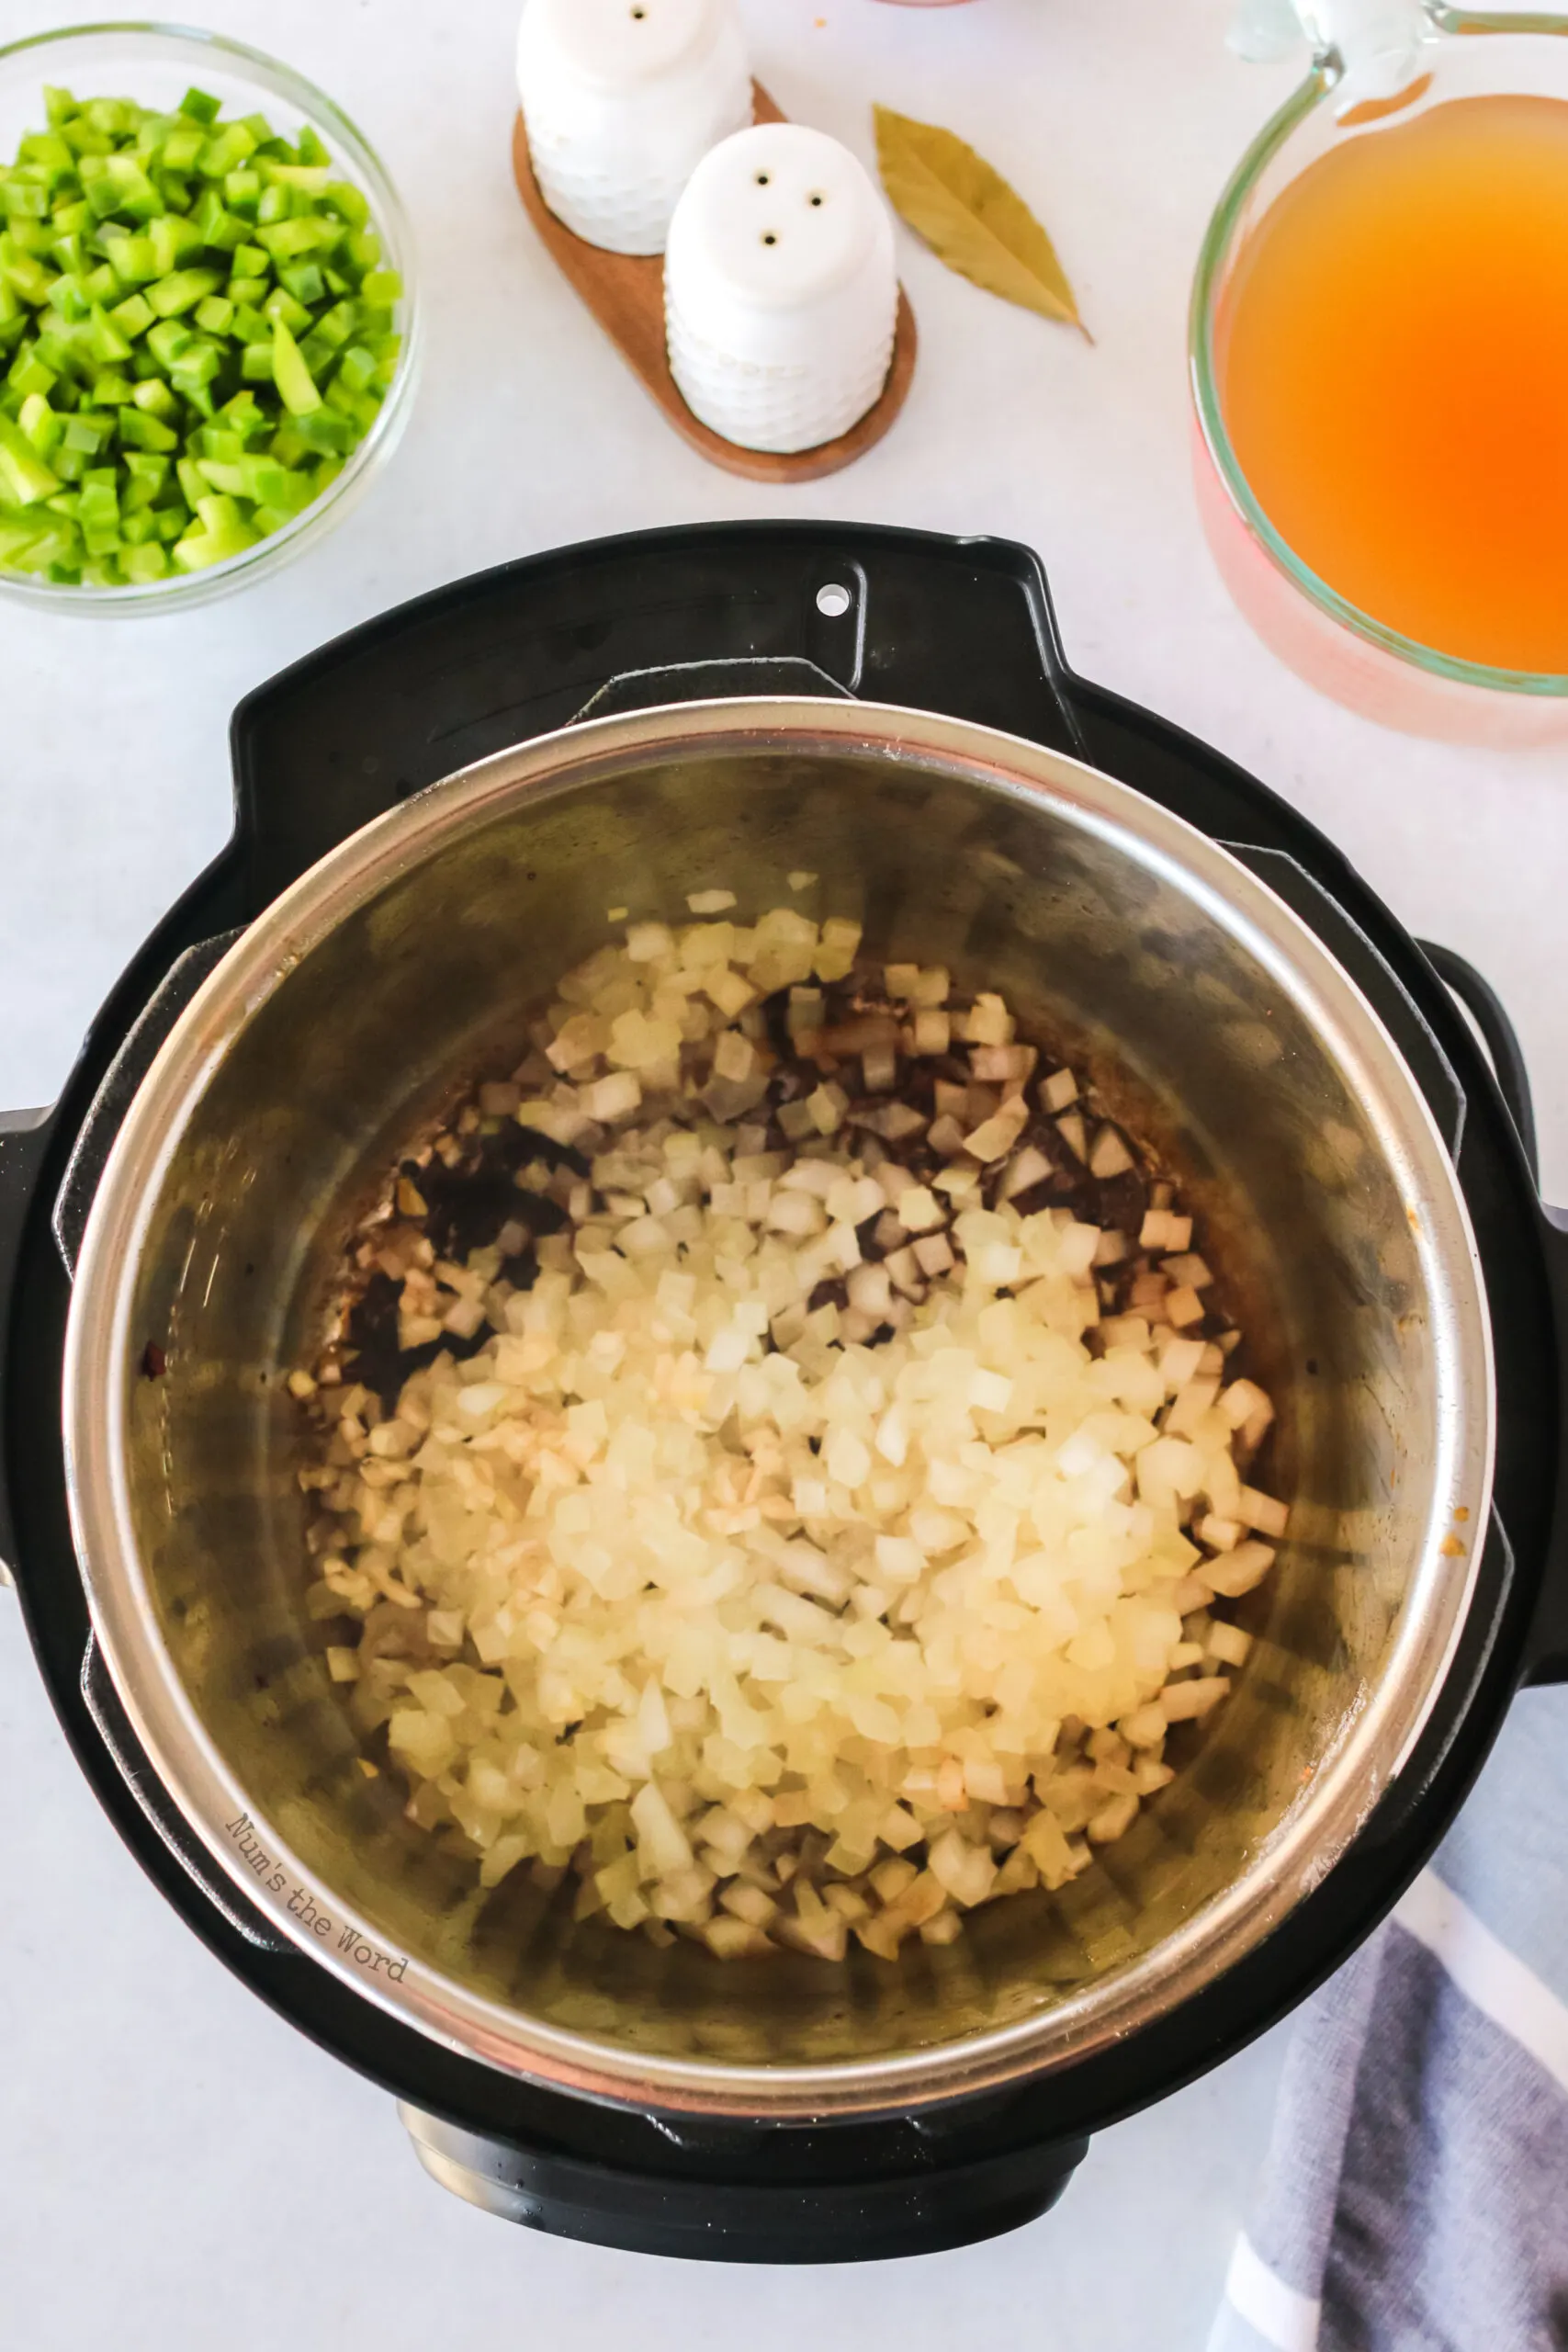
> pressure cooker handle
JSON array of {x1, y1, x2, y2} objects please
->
[
  {"x1": 230, "y1": 524, "x2": 1089, "y2": 908},
  {"x1": 1527, "y1": 1205, "x2": 1568, "y2": 1685},
  {"x1": 1418, "y1": 944, "x2": 1568, "y2": 1687},
  {"x1": 0, "y1": 933, "x2": 235, "y2": 1576},
  {"x1": 51, "y1": 931, "x2": 243, "y2": 1279},
  {"x1": 571, "y1": 654, "x2": 854, "y2": 723},
  {"x1": 1417, "y1": 943, "x2": 1540, "y2": 1182},
  {"x1": 78, "y1": 1633, "x2": 290, "y2": 1953},
  {"x1": 0, "y1": 936, "x2": 289, "y2": 1950},
  {"x1": 0, "y1": 1108, "x2": 57, "y2": 1581}
]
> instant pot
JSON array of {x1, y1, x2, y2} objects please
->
[{"x1": 4, "y1": 523, "x2": 1565, "y2": 2263}]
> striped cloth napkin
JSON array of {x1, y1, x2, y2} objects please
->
[{"x1": 1208, "y1": 1688, "x2": 1568, "y2": 2352}]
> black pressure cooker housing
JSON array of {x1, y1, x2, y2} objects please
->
[{"x1": 4, "y1": 524, "x2": 1566, "y2": 2263}]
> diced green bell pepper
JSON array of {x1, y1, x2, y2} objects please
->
[
  {"x1": 261, "y1": 284, "x2": 310, "y2": 333},
  {"x1": 120, "y1": 536, "x2": 168, "y2": 582},
  {"x1": 270, "y1": 315, "x2": 320, "y2": 415},
  {"x1": 0, "y1": 85, "x2": 396, "y2": 587},
  {"x1": 150, "y1": 211, "x2": 204, "y2": 275},
  {"x1": 117, "y1": 405, "x2": 177, "y2": 452},
  {"x1": 145, "y1": 267, "x2": 217, "y2": 320},
  {"x1": 0, "y1": 408, "x2": 60, "y2": 503},
  {"x1": 172, "y1": 490, "x2": 256, "y2": 570},
  {"x1": 107, "y1": 289, "x2": 154, "y2": 338}
]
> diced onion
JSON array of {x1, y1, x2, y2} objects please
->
[{"x1": 303, "y1": 903, "x2": 1289, "y2": 1963}]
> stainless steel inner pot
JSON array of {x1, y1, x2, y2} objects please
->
[{"x1": 62, "y1": 699, "x2": 1492, "y2": 2119}]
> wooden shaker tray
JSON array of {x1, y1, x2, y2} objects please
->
[{"x1": 511, "y1": 84, "x2": 918, "y2": 483}]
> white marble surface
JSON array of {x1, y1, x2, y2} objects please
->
[{"x1": 0, "y1": 1, "x2": 1562, "y2": 2344}]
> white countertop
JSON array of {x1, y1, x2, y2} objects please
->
[{"x1": 2, "y1": 2, "x2": 1562, "y2": 2344}]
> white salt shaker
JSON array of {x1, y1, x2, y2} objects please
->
[
  {"x1": 516, "y1": 0, "x2": 753, "y2": 257},
  {"x1": 665, "y1": 123, "x2": 898, "y2": 455}
]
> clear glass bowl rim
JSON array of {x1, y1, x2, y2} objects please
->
[
  {"x1": 0, "y1": 18, "x2": 421, "y2": 614},
  {"x1": 1189, "y1": 5, "x2": 1568, "y2": 702}
]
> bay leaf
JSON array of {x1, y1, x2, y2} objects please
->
[{"x1": 874, "y1": 105, "x2": 1089, "y2": 340}]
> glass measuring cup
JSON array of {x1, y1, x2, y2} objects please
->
[{"x1": 1192, "y1": 6, "x2": 1568, "y2": 746}]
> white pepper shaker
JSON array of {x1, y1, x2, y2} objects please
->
[
  {"x1": 665, "y1": 123, "x2": 898, "y2": 455},
  {"x1": 515, "y1": 0, "x2": 753, "y2": 258}
]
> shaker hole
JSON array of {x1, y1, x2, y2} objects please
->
[
  {"x1": 761, "y1": 232, "x2": 778, "y2": 246},
  {"x1": 755, "y1": 171, "x2": 772, "y2": 186},
  {"x1": 816, "y1": 582, "x2": 852, "y2": 618},
  {"x1": 630, "y1": 5, "x2": 647, "y2": 16},
  {"x1": 808, "y1": 192, "x2": 825, "y2": 207}
]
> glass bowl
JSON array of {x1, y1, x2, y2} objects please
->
[
  {"x1": 1190, "y1": 8, "x2": 1568, "y2": 747},
  {"x1": 0, "y1": 21, "x2": 421, "y2": 616}
]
